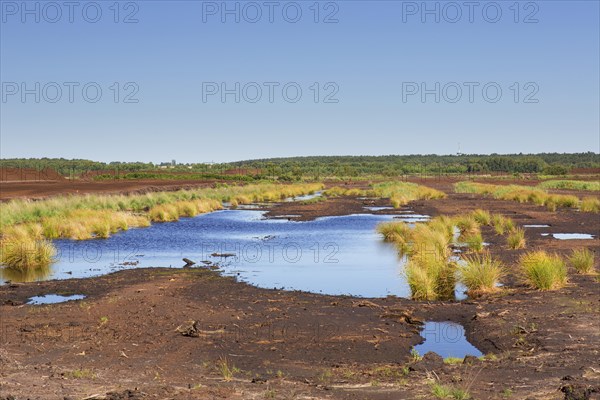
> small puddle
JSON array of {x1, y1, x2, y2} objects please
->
[
  {"x1": 27, "y1": 294, "x2": 86, "y2": 305},
  {"x1": 284, "y1": 191, "x2": 323, "y2": 202},
  {"x1": 523, "y1": 224, "x2": 550, "y2": 228},
  {"x1": 545, "y1": 233, "x2": 595, "y2": 240},
  {"x1": 364, "y1": 206, "x2": 395, "y2": 211},
  {"x1": 393, "y1": 214, "x2": 430, "y2": 223},
  {"x1": 413, "y1": 321, "x2": 482, "y2": 359}
]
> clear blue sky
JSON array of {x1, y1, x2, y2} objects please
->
[{"x1": 1, "y1": 0, "x2": 598, "y2": 163}]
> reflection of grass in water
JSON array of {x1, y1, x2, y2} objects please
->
[
  {"x1": 0, "y1": 225, "x2": 55, "y2": 273},
  {"x1": 0, "y1": 263, "x2": 52, "y2": 282}
]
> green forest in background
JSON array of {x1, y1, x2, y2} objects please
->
[{"x1": 1, "y1": 153, "x2": 598, "y2": 181}]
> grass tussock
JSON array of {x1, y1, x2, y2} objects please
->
[
  {"x1": 538, "y1": 180, "x2": 600, "y2": 191},
  {"x1": 459, "y1": 252, "x2": 504, "y2": 295},
  {"x1": 0, "y1": 225, "x2": 56, "y2": 271},
  {"x1": 568, "y1": 248, "x2": 596, "y2": 275},
  {"x1": 507, "y1": 228, "x2": 526, "y2": 249},
  {"x1": 406, "y1": 254, "x2": 456, "y2": 301},
  {"x1": 372, "y1": 182, "x2": 446, "y2": 208},
  {"x1": 491, "y1": 214, "x2": 515, "y2": 235},
  {"x1": 455, "y1": 182, "x2": 594, "y2": 212},
  {"x1": 464, "y1": 232, "x2": 484, "y2": 252},
  {"x1": 471, "y1": 209, "x2": 491, "y2": 226},
  {"x1": 397, "y1": 223, "x2": 455, "y2": 300},
  {"x1": 520, "y1": 251, "x2": 567, "y2": 290},
  {"x1": 580, "y1": 197, "x2": 600, "y2": 213},
  {"x1": 377, "y1": 221, "x2": 412, "y2": 253}
]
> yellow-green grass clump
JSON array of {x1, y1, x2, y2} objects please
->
[
  {"x1": 455, "y1": 182, "x2": 593, "y2": 212},
  {"x1": 464, "y1": 232, "x2": 484, "y2": 252},
  {"x1": 406, "y1": 253, "x2": 457, "y2": 301},
  {"x1": 149, "y1": 199, "x2": 223, "y2": 222},
  {"x1": 427, "y1": 215, "x2": 456, "y2": 242},
  {"x1": 323, "y1": 187, "x2": 371, "y2": 198},
  {"x1": 454, "y1": 215, "x2": 481, "y2": 241},
  {"x1": 459, "y1": 252, "x2": 504, "y2": 295},
  {"x1": 405, "y1": 224, "x2": 455, "y2": 300},
  {"x1": 410, "y1": 224, "x2": 452, "y2": 260},
  {"x1": 507, "y1": 227, "x2": 526, "y2": 250},
  {"x1": 0, "y1": 225, "x2": 56, "y2": 271},
  {"x1": 377, "y1": 221, "x2": 412, "y2": 254},
  {"x1": 580, "y1": 197, "x2": 600, "y2": 213},
  {"x1": 372, "y1": 182, "x2": 446, "y2": 208},
  {"x1": 471, "y1": 209, "x2": 491, "y2": 226},
  {"x1": 520, "y1": 251, "x2": 567, "y2": 290},
  {"x1": 538, "y1": 180, "x2": 600, "y2": 191},
  {"x1": 41, "y1": 210, "x2": 150, "y2": 240},
  {"x1": 568, "y1": 248, "x2": 596, "y2": 275},
  {"x1": 491, "y1": 214, "x2": 515, "y2": 235}
]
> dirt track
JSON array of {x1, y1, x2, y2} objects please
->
[{"x1": 0, "y1": 180, "x2": 599, "y2": 399}]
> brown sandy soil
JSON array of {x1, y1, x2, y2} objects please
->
[{"x1": 1, "y1": 180, "x2": 599, "y2": 399}]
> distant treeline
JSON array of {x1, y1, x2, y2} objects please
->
[
  {"x1": 228, "y1": 153, "x2": 600, "y2": 178},
  {"x1": 1, "y1": 153, "x2": 598, "y2": 180}
]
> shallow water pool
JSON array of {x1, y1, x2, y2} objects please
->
[
  {"x1": 27, "y1": 294, "x2": 86, "y2": 305},
  {"x1": 1, "y1": 210, "x2": 414, "y2": 298},
  {"x1": 413, "y1": 321, "x2": 482, "y2": 359}
]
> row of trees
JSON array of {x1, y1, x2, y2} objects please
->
[{"x1": 1, "y1": 153, "x2": 598, "y2": 180}]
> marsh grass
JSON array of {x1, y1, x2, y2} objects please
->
[
  {"x1": 568, "y1": 248, "x2": 596, "y2": 274},
  {"x1": 372, "y1": 182, "x2": 446, "y2": 208},
  {"x1": 459, "y1": 252, "x2": 504, "y2": 295},
  {"x1": 580, "y1": 197, "x2": 600, "y2": 213},
  {"x1": 379, "y1": 217, "x2": 456, "y2": 300},
  {"x1": 405, "y1": 255, "x2": 456, "y2": 301},
  {"x1": 491, "y1": 215, "x2": 514, "y2": 235},
  {"x1": 455, "y1": 182, "x2": 594, "y2": 212},
  {"x1": 538, "y1": 180, "x2": 600, "y2": 191},
  {"x1": 377, "y1": 221, "x2": 412, "y2": 254},
  {"x1": 464, "y1": 233, "x2": 484, "y2": 252},
  {"x1": 507, "y1": 228, "x2": 526, "y2": 249},
  {"x1": 520, "y1": 251, "x2": 567, "y2": 290},
  {"x1": 0, "y1": 183, "x2": 322, "y2": 270},
  {"x1": 454, "y1": 216, "x2": 480, "y2": 241},
  {"x1": 471, "y1": 209, "x2": 491, "y2": 226},
  {"x1": 0, "y1": 225, "x2": 56, "y2": 271}
]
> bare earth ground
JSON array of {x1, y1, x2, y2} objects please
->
[
  {"x1": 0, "y1": 179, "x2": 599, "y2": 399},
  {"x1": 0, "y1": 180, "x2": 224, "y2": 201}
]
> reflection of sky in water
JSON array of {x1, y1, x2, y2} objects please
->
[
  {"x1": 546, "y1": 233, "x2": 595, "y2": 240},
  {"x1": 413, "y1": 321, "x2": 482, "y2": 359},
  {"x1": 1, "y1": 210, "x2": 414, "y2": 298},
  {"x1": 27, "y1": 294, "x2": 86, "y2": 305}
]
